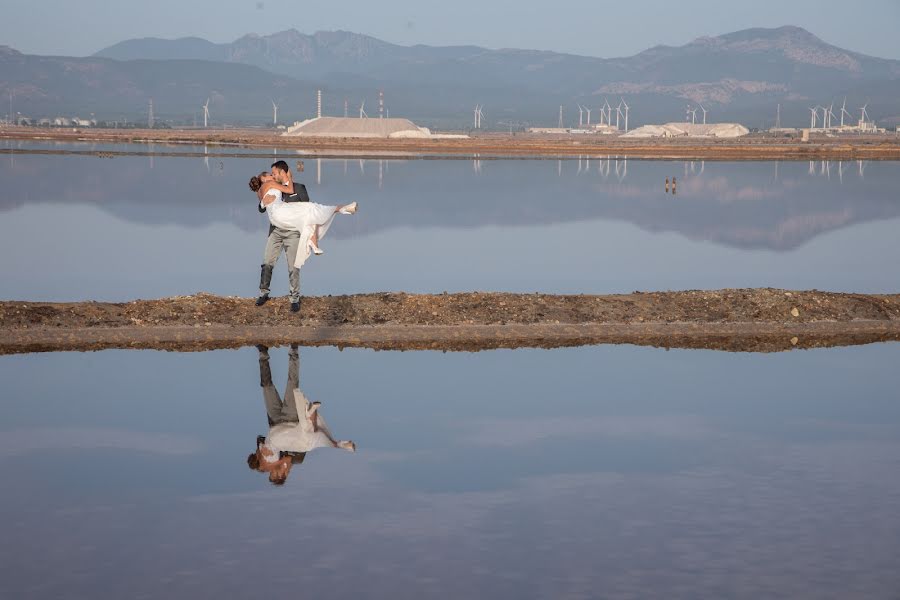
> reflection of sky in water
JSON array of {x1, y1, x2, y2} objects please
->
[
  {"x1": 0, "y1": 145, "x2": 898, "y2": 300},
  {"x1": 1, "y1": 344, "x2": 900, "y2": 598}
]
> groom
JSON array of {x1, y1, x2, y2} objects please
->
[{"x1": 256, "y1": 160, "x2": 308, "y2": 313}]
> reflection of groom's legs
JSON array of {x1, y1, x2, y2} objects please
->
[
  {"x1": 282, "y1": 345, "x2": 301, "y2": 423},
  {"x1": 258, "y1": 346, "x2": 287, "y2": 427}
]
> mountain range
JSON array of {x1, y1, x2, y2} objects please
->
[{"x1": 2, "y1": 26, "x2": 899, "y2": 129}]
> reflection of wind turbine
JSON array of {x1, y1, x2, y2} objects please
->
[
  {"x1": 615, "y1": 156, "x2": 627, "y2": 181},
  {"x1": 203, "y1": 98, "x2": 210, "y2": 128},
  {"x1": 271, "y1": 99, "x2": 278, "y2": 126}
]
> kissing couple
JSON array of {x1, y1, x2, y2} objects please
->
[{"x1": 250, "y1": 160, "x2": 358, "y2": 312}]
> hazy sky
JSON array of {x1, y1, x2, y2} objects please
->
[{"x1": 3, "y1": 0, "x2": 899, "y2": 60}]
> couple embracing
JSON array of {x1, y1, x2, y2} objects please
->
[{"x1": 250, "y1": 160, "x2": 357, "y2": 312}]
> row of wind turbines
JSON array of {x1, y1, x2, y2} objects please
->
[
  {"x1": 576, "y1": 98, "x2": 630, "y2": 131},
  {"x1": 684, "y1": 103, "x2": 709, "y2": 124},
  {"x1": 578, "y1": 98, "x2": 630, "y2": 131},
  {"x1": 808, "y1": 98, "x2": 871, "y2": 130},
  {"x1": 199, "y1": 97, "x2": 279, "y2": 128}
]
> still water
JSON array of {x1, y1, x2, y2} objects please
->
[
  {"x1": 1, "y1": 144, "x2": 899, "y2": 299},
  {"x1": 1, "y1": 144, "x2": 899, "y2": 598},
  {"x1": 1, "y1": 345, "x2": 899, "y2": 598}
]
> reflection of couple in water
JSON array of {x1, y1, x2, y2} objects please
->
[
  {"x1": 249, "y1": 160, "x2": 357, "y2": 313},
  {"x1": 248, "y1": 345, "x2": 356, "y2": 486}
]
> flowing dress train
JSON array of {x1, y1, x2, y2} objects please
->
[{"x1": 265, "y1": 189, "x2": 338, "y2": 269}]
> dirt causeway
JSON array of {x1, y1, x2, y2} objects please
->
[
  {"x1": 2, "y1": 289, "x2": 899, "y2": 354},
  {"x1": 2, "y1": 127, "x2": 900, "y2": 160}
]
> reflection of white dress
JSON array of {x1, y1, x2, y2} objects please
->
[
  {"x1": 265, "y1": 188, "x2": 338, "y2": 269},
  {"x1": 266, "y1": 389, "x2": 339, "y2": 454}
]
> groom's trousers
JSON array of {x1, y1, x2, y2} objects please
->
[
  {"x1": 258, "y1": 345, "x2": 300, "y2": 427},
  {"x1": 260, "y1": 225, "x2": 301, "y2": 303}
]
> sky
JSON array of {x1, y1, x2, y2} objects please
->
[{"x1": 2, "y1": 0, "x2": 900, "y2": 60}]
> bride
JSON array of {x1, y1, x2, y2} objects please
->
[{"x1": 249, "y1": 170, "x2": 357, "y2": 262}]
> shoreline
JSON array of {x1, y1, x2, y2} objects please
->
[
  {"x1": 3, "y1": 289, "x2": 898, "y2": 354},
  {"x1": 2, "y1": 127, "x2": 900, "y2": 160}
]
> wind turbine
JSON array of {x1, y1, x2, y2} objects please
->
[
  {"x1": 202, "y1": 98, "x2": 210, "y2": 128},
  {"x1": 809, "y1": 107, "x2": 818, "y2": 129},
  {"x1": 271, "y1": 99, "x2": 278, "y2": 127},
  {"x1": 577, "y1": 105, "x2": 584, "y2": 127},
  {"x1": 584, "y1": 105, "x2": 591, "y2": 126},
  {"x1": 621, "y1": 98, "x2": 629, "y2": 132},
  {"x1": 601, "y1": 99, "x2": 611, "y2": 125},
  {"x1": 477, "y1": 105, "x2": 485, "y2": 129},
  {"x1": 860, "y1": 103, "x2": 870, "y2": 129},
  {"x1": 826, "y1": 103, "x2": 836, "y2": 129},
  {"x1": 359, "y1": 100, "x2": 367, "y2": 119},
  {"x1": 840, "y1": 97, "x2": 852, "y2": 127},
  {"x1": 474, "y1": 104, "x2": 480, "y2": 128},
  {"x1": 814, "y1": 105, "x2": 826, "y2": 129},
  {"x1": 698, "y1": 103, "x2": 707, "y2": 125},
  {"x1": 615, "y1": 100, "x2": 624, "y2": 130}
]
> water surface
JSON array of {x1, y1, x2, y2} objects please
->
[
  {"x1": 1, "y1": 143, "x2": 898, "y2": 300},
  {"x1": 1, "y1": 145, "x2": 899, "y2": 598},
  {"x1": 1, "y1": 344, "x2": 899, "y2": 598}
]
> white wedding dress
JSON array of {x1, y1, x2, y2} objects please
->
[{"x1": 264, "y1": 188, "x2": 338, "y2": 269}]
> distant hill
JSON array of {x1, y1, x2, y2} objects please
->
[{"x1": 3, "y1": 26, "x2": 899, "y2": 128}]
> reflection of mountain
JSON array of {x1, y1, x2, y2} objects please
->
[{"x1": 1, "y1": 151, "x2": 898, "y2": 251}]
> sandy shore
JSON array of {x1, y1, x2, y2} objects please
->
[
  {"x1": 2, "y1": 289, "x2": 898, "y2": 354},
  {"x1": 2, "y1": 127, "x2": 900, "y2": 160}
]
